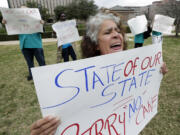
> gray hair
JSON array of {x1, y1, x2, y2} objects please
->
[{"x1": 86, "y1": 13, "x2": 120, "y2": 43}]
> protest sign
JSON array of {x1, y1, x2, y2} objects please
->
[
  {"x1": 153, "y1": 14, "x2": 175, "y2": 34},
  {"x1": 0, "y1": 0, "x2": 9, "y2": 8},
  {"x1": 32, "y1": 44, "x2": 163, "y2": 135},
  {"x1": 0, "y1": 8, "x2": 43, "y2": 35},
  {"x1": 127, "y1": 15, "x2": 147, "y2": 35},
  {"x1": 52, "y1": 20, "x2": 81, "y2": 46}
]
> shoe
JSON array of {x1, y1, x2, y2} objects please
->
[{"x1": 27, "y1": 76, "x2": 32, "y2": 81}]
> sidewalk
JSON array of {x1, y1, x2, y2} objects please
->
[
  {"x1": 0, "y1": 38, "x2": 57, "y2": 46},
  {"x1": 0, "y1": 33, "x2": 176, "y2": 46}
]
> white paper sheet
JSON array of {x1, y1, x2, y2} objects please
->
[
  {"x1": 52, "y1": 20, "x2": 80, "y2": 46},
  {"x1": 153, "y1": 14, "x2": 175, "y2": 34},
  {"x1": 1, "y1": 8, "x2": 43, "y2": 35},
  {"x1": 128, "y1": 15, "x2": 147, "y2": 35}
]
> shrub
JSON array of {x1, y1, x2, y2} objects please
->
[{"x1": 0, "y1": 33, "x2": 19, "y2": 41}]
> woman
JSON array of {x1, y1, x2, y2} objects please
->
[
  {"x1": 30, "y1": 12, "x2": 168, "y2": 135},
  {"x1": 55, "y1": 13, "x2": 77, "y2": 63},
  {"x1": 2, "y1": 13, "x2": 46, "y2": 81},
  {"x1": 81, "y1": 11, "x2": 127, "y2": 57}
]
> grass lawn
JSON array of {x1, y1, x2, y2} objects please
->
[{"x1": 0, "y1": 37, "x2": 180, "y2": 135}]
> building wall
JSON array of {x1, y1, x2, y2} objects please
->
[
  {"x1": 117, "y1": 11, "x2": 137, "y2": 25},
  {"x1": 110, "y1": 9, "x2": 139, "y2": 25},
  {"x1": 8, "y1": 0, "x2": 74, "y2": 14}
]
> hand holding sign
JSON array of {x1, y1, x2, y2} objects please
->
[
  {"x1": 32, "y1": 43, "x2": 164, "y2": 135},
  {"x1": 31, "y1": 12, "x2": 167, "y2": 135},
  {"x1": 30, "y1": 116, "x2": 60, "y2": 135}
]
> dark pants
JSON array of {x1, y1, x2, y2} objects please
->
[
  {"x1": 62, "y1": 46, "x2": 77, "y2": 62},
  {"x1": 22, "y1": 48, "x2": 46, "y2": 77},
  {"x1": 134, "y1": 43, "x2": 143, "y2": 48}
]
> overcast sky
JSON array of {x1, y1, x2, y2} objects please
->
[
  {"x1": 0, "y1": 0, "x2": 162, "y2": 9},
  {"x1": 94, "y1": 0, "x2": 162, "y2": 8}
]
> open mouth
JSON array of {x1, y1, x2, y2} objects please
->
[{"x1": 110, "y1": 43, "x2": 122, "y2": 50}]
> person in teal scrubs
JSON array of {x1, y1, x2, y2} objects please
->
[
  {"x1": 56, "y1": 13, "x2": 77, "y2": 62},
  {"x1": 134, "y1": 33, "x2": 144, "y2": 48},
  {"x1": 19, "y1": 33, "x2": 46, "y2": 80},
  {"x1": 2, "y1": 19, "x2": 46, "y2": 81}
]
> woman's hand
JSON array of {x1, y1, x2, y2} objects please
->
[
  {"x1": 160, "y1": 62, "x2": 168, "y2": 75},
  {"x1": 2, "y1": 19, "x2": 7, "y2": 24},
  {"x1": 30, "y1": 116, "x2": 60, "y2": 135},
  {"x1": 40, "y1": 20, "x2": 45, "y2": 24}
]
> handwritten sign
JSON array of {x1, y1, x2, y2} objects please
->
[
  {"x1": 32, "y1": 44, "x2": 163, "y2": 135},
  {"x1": 153, "y1": 14, "x2": 175, "y2": 34},
  {"x1": 0, "y1": 8, "x2": 43, "y2": 35},
  {"x1": 52, "y1": 20, "x2": 80, "y2": 46},
  {"x1": 128, "y1": 15, "x2": 147, "y2": 35}
]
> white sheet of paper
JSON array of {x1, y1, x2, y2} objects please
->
[
  {"x1": 152, "y1": 35, "x2": 163, "y2": 45},
  {"x1": 128, "y1": 15, "x2": 147, "y2": 35},
  {"x1": 0, "y1": 0, "x2": 9, "y2": 8},
  {"x1": 153, "y1": 14, "x2": 175, "y2": 34},
  {"x1": 0, "y1": 8, "x2": 43, "y2": 35},
  {"x1": 32, "y1": 44, "x2": 163, "y2": 135},
  {"x1": 52, "y1": 20, "x2": 81, "y2": 46}
]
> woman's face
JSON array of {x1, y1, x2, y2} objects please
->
[{"x1": 97, "y1": 20, "x2": 124, "y2": 55}]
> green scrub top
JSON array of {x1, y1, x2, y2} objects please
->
[
  {"x1": 134, "y1": 33, "x2": 144, "y2": 43},
  {"x1": 152, "y1": 31, "x2": 162, "y2": 36}
]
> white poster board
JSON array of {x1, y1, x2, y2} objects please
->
[
  {"x1": 128, "y1": 15, "x2": 147, "y2": 35},
  {"x1": 153, "y1": 14, "x2": 175, "y2": 34},
  {"x1": 0, "y1": 8, "x2": 43, "y2": 35},
  {"x1": 0, "y1": 0, "x2": 9, "y2": 8},
  {"x1": 152, "y1": 35, "x2": 163, "y2": 45},
  {"x1": 52, "y1": 20, "x2": 80, "y2": 46},
  {"x1": 32, "y1": 44, "x2": 163, "y2": 135}
]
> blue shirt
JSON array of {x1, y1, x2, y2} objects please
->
[
  {"x1": 134, "y1": 33, "x2": 144, "y2": 43},
  {"x1": 19, "y1": 33, "x2": 42, "y2": 50},
  {"x1": 62, "y1": 43, "x2": 72, "y2": 49},
  {"x1": 152, "y1": 31, "x2": 162, "y2": 36}
]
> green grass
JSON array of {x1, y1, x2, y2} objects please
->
[{"x1": 0, "y1": 37, "x2": 180, "y2": 135}]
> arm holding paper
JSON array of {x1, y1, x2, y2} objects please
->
[
  {"x1": 52, "y1": 13, "x2": 77, "y2": 63},
  {"x1": 2, "y1": 16, "x2": 46, "y2": 81}
]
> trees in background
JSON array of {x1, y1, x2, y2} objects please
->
[
  {"x1": 54, "y1": 0, "x2": 98, "y2": 21},
  {"x1": 54, "y1": 5, "x2": 68, "y2": 20},
  {"x1": 26, "y1": 1, "x2": 50, "y2": 22},
  {"x1": 150, "y1": 0, "x2": 180, "y2": 37},
  {"x1": 0, "y1": 12, "x2": 2, "y2": 23},
  {"x1": 140, "y1": 0, "x2": 180, "y2": 37},
  {"x1": 156, "y1": 1, "x2": 180, "y2": 36}
]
